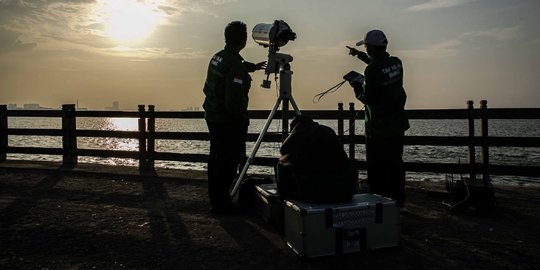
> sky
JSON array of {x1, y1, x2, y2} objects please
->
[{"x1": 1, "y1": 0, "x2": 539, "y2": 110}]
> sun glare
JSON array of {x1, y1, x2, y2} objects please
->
[
  {"x1": 110, "y1": 118, "x2": 138, "y2": 131},
  {"x1": 100, "y1": 0, "x2": 163, "y2": 44}
]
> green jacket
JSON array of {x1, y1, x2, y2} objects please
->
[
  {"x1": 203, "y1": 46, "x2": 256, "y2": 124},
  {"x1": 354, "y1": 51, "x2": 410, "y2": 138}
]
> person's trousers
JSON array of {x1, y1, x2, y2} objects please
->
[
  {"x1": 365, "y1": 135, "x2": 406, "y2": 207},
  {"x1": 206, "y1": 120, "x2": 247, "y2": 209}
]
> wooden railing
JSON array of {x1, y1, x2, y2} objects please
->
[{"x1": 1, "y1": 102, "x2": 539, "y2": 182}]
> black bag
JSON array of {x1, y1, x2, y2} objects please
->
[{"x1": 238, "y1": 176, "x2": 273, "y2": 209}]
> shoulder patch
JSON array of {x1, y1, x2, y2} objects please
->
[
  {"x1": 211, "y1": 55, "x2": 223, "y2": 67},
  {"x1": 233, "y1": 77, "x2": 243, "y2": 84}
]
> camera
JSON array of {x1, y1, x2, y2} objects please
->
[{"x1": 252, "y1": 20, "x2": 296, "y2": 49}]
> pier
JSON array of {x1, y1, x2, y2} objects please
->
[{"x1": 1, "y1": 102, "x2": 540, "y2": 269}]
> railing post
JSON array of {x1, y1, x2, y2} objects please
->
[
  {"x1": 147, "y1": 105, "x2": 156, "y2": 171},
  {"x1": 138, "y1": 105, "x2": 147, "y2": 171},
  {"x1": 480, "y1": 100, "x2": 489, "y2": 182},
  {"x1": 0, "y1": 105, "x2": 7, "y2": 162},
  {"x1": 348, "y1": 102, "x2": 356, "y2": 160},
  {"x1": 337, "y1": 102, "x2": 344, "y2": 139},
  {"x1": 467, "y1": 100, "x2": 476, "y2": 180},
  {"x1": 62, "y1": 104, "x2": 77, "y2": 166}
]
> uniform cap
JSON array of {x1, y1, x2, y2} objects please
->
[{"x1": 356, "y1": 30, "x2": 388, "y2": 46}]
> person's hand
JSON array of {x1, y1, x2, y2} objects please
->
[
  {"x1": 349, "y1": 80, "x2": 363, "y2": 89},
  {"x1": 346, "y1": 46, "x2": 359, "y2": 56},
  {"x1": 254, "y1": 61, "x2": 267, "y2": 70}
]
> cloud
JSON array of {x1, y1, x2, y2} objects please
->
[
  {"x1": 398, "y1": 39, "x2": 461, "y2": 59},
  {"x1": 465, "y1": 26, "x2": 521, "y2": 41},
  {"x1": 0, "y1": 0, "x2": 213, "y2": 57},
  {"x1": 398, "y1": 26, "x2": 521, "y2": 59},
  {"x1": 529, "y1": 38, "x2": 540, "y2": 45},
  {"x1": 103, "y1": 46, "x2": 207, "y2": 60},
  {"x1": 406, "y1": 0, "x2": 475, "y2": 12},
  {"x1": 0, "y1": 27, "x2": 36, "y2": 53}
]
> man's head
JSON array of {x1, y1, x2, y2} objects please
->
[
  {"x1": 225, "y1": 21, "x2": 247, "y2": 51},
  {"x1": 356, "y1": 29, "x2": 387, "y2": 58}
]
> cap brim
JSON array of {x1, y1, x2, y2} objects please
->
[{"x1": 355, "y1": 40, "x2": 365, "y2": 46}]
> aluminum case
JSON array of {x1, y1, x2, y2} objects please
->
[{"x1": 284, "y1": 193, "x2": 400, "y2": 257}]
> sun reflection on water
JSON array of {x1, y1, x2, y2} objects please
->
[{"x1": 110, "y1": 118, "x2": 138, "y2": 131}]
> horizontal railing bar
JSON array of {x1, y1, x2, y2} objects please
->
[
  {"x1": 404, "y1": 136, "x2": 470, "y2": 146},
  {"x1": 151, "y1": 152, "x2": 207, "y2": 162},
  {"x1": 8, "y1": 128, "x2": 63, "y2": 136},
  {"x1": 6, "y1": 110, "x2": 63, "y2": 117},
  {"x1": 406, "y1": 109, "x2": 469, "y2": 120},
  {"x1": 486, "y1": 108, "x2": 540, "y2": 119},
  {"x1": 6, "y1": 108, "x2": 540, "y2": 120},
  {"x1": 76, "y1": 130, "x2": 140, "y2": 139},
  {"x1": 77, "y1": 149, "x2": 139, "y2": 159},
  {"x1": 489, "y1": 165, "x2": 540, "y2": 177},
  {"x1": 6, "y1": 128, "x2": 540, "y2": 148},
  {"x1": 75, "y1": 111, "x2": 142, "y2": 118},
  {"x1": 3, "y1": 146, "x2": 63, "y2": 155},
  {"x1": 5, "y1": 127, "x2": 540, "y2": 148},
  {"x1": 151, "y1": 152, "x2": 276, "y2": 166},
  {"x1": 154, "y1": 132, "x2": 208, "y2": 140},
  {"x1": 488, "y1": 137, "x2": 540, "y2": 147},
  {"x1": 147, "y1": 111, "x2": 205, "y2": 119}
]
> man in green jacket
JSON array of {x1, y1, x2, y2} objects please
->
[
  {"x1": 203, "y1": 21, "x2": 265, "y2": 214},
  {"x1": 348, "y1": 29, "x2": 410, "y2": 212}
]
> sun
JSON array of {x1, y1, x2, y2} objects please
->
[{"x1": 100, "y1": 0, "x2": 163, "y2": 44}]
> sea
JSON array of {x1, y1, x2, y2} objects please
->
[{"x1": 6, "y1": 117, "x2": 540, "y2": 186}]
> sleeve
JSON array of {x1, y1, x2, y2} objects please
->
[
  {"x1": 242, "y1": 61, "x2": 257, "y2": 73},
  {"x1": 356, "y1": 52, "x2": 371, "y2": 64}
]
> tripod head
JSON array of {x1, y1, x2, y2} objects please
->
[{"x1": 261, "y1": 52, "x2": 293, "y2": 88}]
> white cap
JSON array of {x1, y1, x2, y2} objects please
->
[{"x1": 356, "y1": 29, "x2": 388, "y2": 46}]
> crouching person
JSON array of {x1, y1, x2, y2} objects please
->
[{"x1": 276, "y1": 115, "x2": 358, "y2": 203}]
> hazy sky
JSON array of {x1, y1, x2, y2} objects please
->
[{"x1": 1, "y1": 0, "x2": 539, "y2": 110}]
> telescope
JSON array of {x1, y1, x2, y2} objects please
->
[
  {"x1": 252, "y1": 20, "x2": 296, "y2": 50},
  {"x1": 252, "y1": 20, "x2": 296, "y2": 88}
]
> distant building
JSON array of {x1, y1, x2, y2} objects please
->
[
  {"x1": 21, "y1": 104, "x2": 51, "y2": 110},
  {"x1": 181, "y1": 106, "x2": 200, "y2": 111},
  {"x1": 23, "y1": 104, "x2": 40, "y2": 110},
  {"x1": 106, "y1": 101, "x2": 120, "y2": 111}
]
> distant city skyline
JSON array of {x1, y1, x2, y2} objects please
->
[
  {"x1": 5, "y1": 101, "x2": 200, "y2": 111},
  {"x1": 1, "y1": 0, "x2": 540, "y2": 110}
]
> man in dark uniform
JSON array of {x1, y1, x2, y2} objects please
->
[
  {"x1": 348, "y1": 30, "x2": 410, "y2": 213},
  {"x1": 203, "y1": 21, "x2": 265, "y2": 214}
]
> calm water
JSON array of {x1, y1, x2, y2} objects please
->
[{"x1": 6, "y1": 117, "x2": 540, "y2": 186}]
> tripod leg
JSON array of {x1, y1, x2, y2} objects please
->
[
  {"x1": 288, "y1": 96, "x2": 302, "y2": 116},
  {"x1": 230, "y1": 97, "x2": 283, "y2": 198}
]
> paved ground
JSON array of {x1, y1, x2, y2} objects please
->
[{"x1": 0, "y1": 160, "x2": 539, "y2": 270}]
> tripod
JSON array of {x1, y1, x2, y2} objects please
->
[{"x1": 230, "y1": 52, "x2": 301, "y2": 197}]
